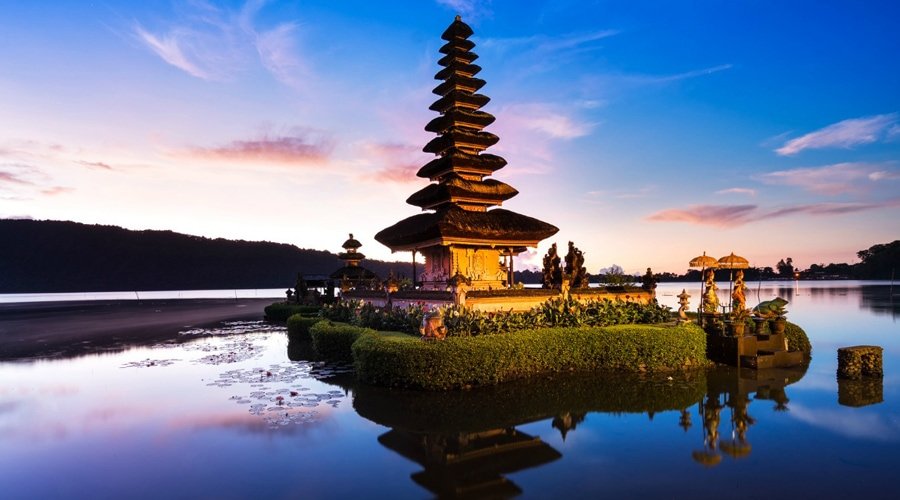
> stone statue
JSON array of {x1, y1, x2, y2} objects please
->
[
  {"x1": 677, "y1": 289, "x2": 691, "y2": 323},
  {"x1": 420, "y1": 310, "x2": 447, "y2": 340},
  {"x1": 731, "y1": 269, "x2": 748, "y2": 312},
  {"x1": 295, "y1": 272, "x2": 308, "y2": 302},
  {"x1": 285, "y1": 288, "x2": 294, "y2": 302},
  {"x1": 542, "y1": 243, "x2": 562, "y2": 289},
  {"x1": 641, "y1": 267, "x2": 658, "y2": 294},
  {"x1": 563, "y1": 241, "x2": 589, "y2": 288},
  {"x1": 702, "y1": 268, "x2": 719, "y2": 314}
]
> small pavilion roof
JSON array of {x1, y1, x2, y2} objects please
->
[
  {"x1": 329, "y1": 265, "x2": 378, "y2": 281},
  {"x1": 341, "y1": 233, "x2": 362, "y2": 250}
]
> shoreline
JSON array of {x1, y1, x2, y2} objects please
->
[{"x1": 0, "y1": 298, "x2": 276, "y2": 361}]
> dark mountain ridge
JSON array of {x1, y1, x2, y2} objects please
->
[{"x1": 0, "y1": 219, "x2": 418, "y2": 293}]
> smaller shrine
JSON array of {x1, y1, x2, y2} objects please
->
[{"x1": 329, "y1": 234, "x2": 378, "y2": 291}]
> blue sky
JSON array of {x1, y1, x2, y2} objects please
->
[{"x1": 1, "y1": 0, "x2": 898, "y2": 274}]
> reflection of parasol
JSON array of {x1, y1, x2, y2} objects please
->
[
  {"x1": 718, "y1": 253, "x2": 749, "y2": 312},
  {"x1": 691, "y1": 449, "x2": 722, "y2": 467},
  {"x1": 719, "y1": 440, "x2": 752, "y2": 459},
  {"x1": 690, "y1": 252, "x2": 719, "y2": 319}
]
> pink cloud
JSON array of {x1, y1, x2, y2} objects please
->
[
  {"x1": 776, "y1": 113, "x2": 897, "y2": 156},
  {"x1": 758, "y1": 162, "x2": 898, "y2": 195},
  {"x1": 715, "y1": 187, "x2": 756, "y2": 196},
  {"x1": 0, "y1": 170, "x2": 34, "y2": 186},
  {"x1": 647, "y1": 200, "x2": 899, "y2": 227},
  {"x1": 646, "y1": 204, "x2": 757, "y2": 227},
  {"x1": 41, "y1": 186, "x2": 74, "y2": 196},
  {"x1": 75, "y1": 160, "x2": 114, "y2": 170},
  {"x1": 184, "y1": 133, "x2": 333, "y2": 165},
  {"x1": 359, "y1": 142, "x2": 428, "y2": 184}
]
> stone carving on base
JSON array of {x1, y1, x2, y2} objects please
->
[
  {"x1": 702, "y1": 268, "x2": 719, "y2": 314},
  {"x1": 542, "y1": 243, "x2": 562, "y2": 289},
  {"x1": 731, "y1": 270, "x2": 748, "y2": 312},
  {"x1": 420, "y1": 311, "x2": 448, "y2": 341},
  {"x1": 677, "y1": 289, "x2": 691, "y2": 323}
]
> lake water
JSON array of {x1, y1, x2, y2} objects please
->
[{"x1": 1, "y1": 281, "x2": 898, "y2": 498}]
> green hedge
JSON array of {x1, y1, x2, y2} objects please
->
[
  {"x1": 352, "y1": 322, "x2": 707, "y2": 390},
  {"x1": 286, "y1": 314, "x2": 322, "y2": 342},
  {"x1": 784, "y1": 321, "x2": 812, "y2": 357},
  {"x1": 264, "y1": 302, "x2": 320, "y2": 322},
  {"x1": 309, "y1": 321, "x2": 383, "y2": 363}
]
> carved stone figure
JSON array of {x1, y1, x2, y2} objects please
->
[
  {"x1": 420, "y1": 311, "x2": 447, "y2": 340},
  {"x1": 702, "y1": 268, "x2": 719, "y2": 314},
  {"x1": 731, "y1": 269, "x2": 748, "y2": 312},
  {"x1": 542, "y1": 243, "x2": 562, "y2": 289},
  {"x1": 642, "y1": 267, "x2": 658, "y2": 294},
  {"x1": 563, "y1": 241, "x2": 589, "y2": 288},
  {"x1": 677, "y1": 289, "x2": 691, "y2": 322}
]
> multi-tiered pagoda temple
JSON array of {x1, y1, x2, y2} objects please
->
[{"x1": 375, "y1": 16, "x2": 558, "y2": 291}]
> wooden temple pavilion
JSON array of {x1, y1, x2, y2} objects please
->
[{"x1": 375, "y1": 16, "x2": 558, "y2": 291}]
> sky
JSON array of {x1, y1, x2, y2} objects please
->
[{"x1": 1, "y1": 0, "x2": 899, "y2": 275}]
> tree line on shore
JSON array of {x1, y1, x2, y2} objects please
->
[
  {"x1": 0, "y1": 219, "x2": 420, "y2": 293},
  {"x1": 1, "y1": 219, "x2": 895, "y2": 292}
]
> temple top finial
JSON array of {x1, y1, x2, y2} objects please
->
[{"x1": 455, "y1": 15, "x2": 461, "y2": 21}]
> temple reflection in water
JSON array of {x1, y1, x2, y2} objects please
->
[{"x1": 353, "y1": 364, "x2": 807, "y2": 497}]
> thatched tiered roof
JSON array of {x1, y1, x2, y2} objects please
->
[{"x1": 376, "y1": 16, "x2": 557, "y2": 251}]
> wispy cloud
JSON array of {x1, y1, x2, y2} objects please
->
[
  {"x1": 628, "y1": 64, "x2": 734, "y2": 84},
  {"x1": 497, "y1": 103, "x2": 593, "y2": 139},
  {"x1": 358, "y1": 142, "x2": 427, "y2": 184},
  {"x1": 775, "y1": 113, "x2": 898, "y2": 156},
  {"x1": 647, "y1": 200, "x2": 899, "y2": 227},
  {"x1": 183, "y1": 131, "x2": 333, "y2": 165},
  {"x1": 758, "y1": 162, "x2": 899, "y2": 195},
  {"x1": 716, "y1": 187, "x2": 757, "y2": 196},
  {"x1": 75, "y1": 160, "x2": 114, "y2": 170},
  {"x1": 0, "y1": 169, "x2": 35, "y2": 186},
  {"x1": 41, "y1": 187, "x2": 74, "y2": 196},
  {"x1": 481, "y1": 29, "x2": 619, "y2": 59},
  {"x1": 1, "y1": 163, "x2": 71, "y2": 198},
  {"x1": 788, "y1": 403, "x2": 900, "y2": 441},
  {"x1": 134, "y1": 1, "x2": 306, "y2": 86},
  {"x1": 646, "y1": 204, "x2": 757, "y2": 227}
]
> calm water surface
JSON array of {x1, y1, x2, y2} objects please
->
[{"x1": 1, "y1": 281, "x2": 898, "y2": 498}]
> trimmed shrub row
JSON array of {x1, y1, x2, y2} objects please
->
[
  {"x1": 264, "y1": 302, "x2": 320, "y2": 322},
  {"x1": 286, "y1": 314, "x2": 322, "y2": 342},
  {"x1": 344, "y1": 322, "x2": 707, "y2": 390}
]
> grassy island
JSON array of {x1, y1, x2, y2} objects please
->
[{"x1": 307, "y1": 320, "x2": 707, "y2": 390}]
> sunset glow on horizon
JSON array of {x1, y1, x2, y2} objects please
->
[{"x1": 2, "y1": 0, "x2": 898, "y2": 274}]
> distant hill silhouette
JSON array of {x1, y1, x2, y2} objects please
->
[{"x1": 0, "y1": 219, "x2": 420, "y2": 293}]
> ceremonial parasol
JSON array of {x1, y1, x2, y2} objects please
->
[
  {"x1": 717, "y1": 252, "x2": 749, "y2": 270},
  {"x1": 718, "y1": 253, "x2": 749, "y2": 312},
  {"x1": 689, "y1": 254, "x2": 719, "y2": 269}
]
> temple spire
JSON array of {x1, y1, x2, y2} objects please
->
[{"x1": 375, "y1": 17, "x2": 558, "y2": 290}]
